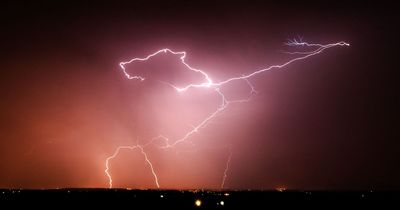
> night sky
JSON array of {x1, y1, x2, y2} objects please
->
[{"x1": 1, "y1": 0, "x2": 398, "y2": 190}]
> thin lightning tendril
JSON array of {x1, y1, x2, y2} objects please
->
[
  {"x1": 221, "y1": 147, "x2": 232, "y2": 189},
  {"x1": 105, "y1": 40, "x2": 349, "y2": 189}
]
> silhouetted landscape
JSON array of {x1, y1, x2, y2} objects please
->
[{"x1": 1, "y1": 189, "x2": 399, "y2": 208}]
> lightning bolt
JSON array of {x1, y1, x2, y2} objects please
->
[
  {"x1": 105, "y1": 144, "x2": 160, "y2": 188},
  {"x1": 105, "y1": 39, "x2": 349, "y2": 189},
  {"x1": 221, "y1": 147, "x2": 232, "y2": 189}
]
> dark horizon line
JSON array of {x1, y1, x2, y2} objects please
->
[{"x1": 0, "y1": 188, "x2": 395, "y2": 192}]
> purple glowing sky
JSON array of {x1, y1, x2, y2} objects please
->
[{"x1": 0, "y1": 1, "x2": 398, "y2": 190}]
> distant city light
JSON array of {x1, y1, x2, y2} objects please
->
[
  {"x1": 276, "y1": 187, "x2": 286, "y2": 192},
  {"x1": 195, "y1": 199, "x2": 202, "y2": 207}
]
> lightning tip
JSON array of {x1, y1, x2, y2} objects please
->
[{"x1": 339, "y1": 41, "x2": 350, "y2": 46}]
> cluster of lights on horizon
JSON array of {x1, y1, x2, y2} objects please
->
[{"x1": 105, "y1": 39, "x2": 349, "y2": 189}]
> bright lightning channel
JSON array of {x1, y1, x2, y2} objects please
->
[{"x1": 105, "y1": 39, "x2": 349, "y2": 188}]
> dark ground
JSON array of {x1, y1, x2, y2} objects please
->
[{"x1": 1, "y1": 189, "x2": 399, "y2": 208}]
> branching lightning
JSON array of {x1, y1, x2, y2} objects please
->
[
  {"x1": 105, "y1": 144, "x2": 160, "y2": 188},
  {"x1": 105, "y1": 39, "x2": 349, "y2": 189}
]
